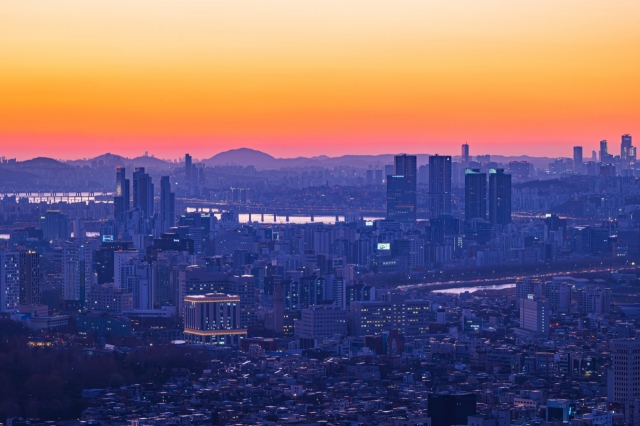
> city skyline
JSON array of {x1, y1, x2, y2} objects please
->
[{"x1": 2, "y1": 1, "x2": 640, "y2": 159}]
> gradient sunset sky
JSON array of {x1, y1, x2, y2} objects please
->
[{"x1": 1, "y1": 1, "x2": 639, "y2": 160}]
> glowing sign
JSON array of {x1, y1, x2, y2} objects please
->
[{"x1": 377, "y1": 243, "x2": 391, "y2": 250}]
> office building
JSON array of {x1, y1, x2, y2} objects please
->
[
  {"x1": 349, "y1": 301, "x2": 393, "y2": 337},
  {"x1": 95, "y1": 241, "x2": 134, "y2": 285},
  {"x1": 428, "y1": 392, "x2": 477, "y2": 426},
  {"x1": 153, "y1": 258, "x2": 173, "y2": 308},
  {"x1": 132, "y1": 167, "x2": 154, "y2": 218},
  {"x1": 386, "y1": 175, "x2": 417, "y2": 223},
  {"x1": 296, "y1": 304, "x2": 348, "y2": 341},
  {"x1": 185, "y1": 153, "x2": 192, "y2": 183},
  {"x1": 42, "y1": 210, "x2": 70, "y2": 241},
  {"x1": 577, "y1": 286, "x2": 611, "y2": 315},
  {"x1": 400, "y1": 299, "x2": 431, "y2": 336},
  {"x1": 0, "y1": 251, "x2": 20, "y2": 312},
  {"x1": 114, "y1": 166, "x2": 130, "y2": 223},
  {"x1": 622, "y1": 134, "x2": 633, "y2": 161},
  {"x1": 461, "y1": 143, "x2": 470, "y2": 164},
  {"x1": 225, "y1": 275, "x2": 256, "y2": 328},
  {"x1": 608, "y1": 339, "x2": 640, "y2": 404},
  {"x1": 272, "y1": 283, "x2": 284, "y2": 334},
  {"x1": 519, "y1": 296, "x2": 549, "y2": 336},
  {"x1": 544, "y1": 281, "x2": 571, "y2": 313},
  {"x1": 573, "y1": 146, "x2": 583, "y2": 172},
  {"x1": 160, "y1": 176, "x2": 175, "y2": 233},
  {"x1": 88, "y1": 286, "x2": 134, "y2": 314},
  {"x1": 488, "y1": 169, "x2": 511, "y2": 225},
  {"x1": 386, "y1": 154, "x2": 417, "y2": 223},
  {"x1": 19, "y1": 250, "x2": 40, "y2": 306},
  {"x1": 600, "y1": 140, "x2": 608, "y2": 162},
  {"x1": 62, "y1": 241, "x2": 92, "y2": 304},
  {"x1": 114, "y1": 250, "x2": 138, "y2": 290},
  {"x1": 395, "y1": 154, "x2": 417, "y2": 178},
  {"x1": 429, "y1": 155, "x2": 452, "y2": 218},
  {"x1": 609, "y1": 339, "x2": 640, "y2": 404},
  {"x1": 183, "y1": 293, "x2": 247, "y2": 345},
  {"x1": 464, "y1": 169, "x2": 487, "y2": 220}
]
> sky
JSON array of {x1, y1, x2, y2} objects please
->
[{"x1": 1, "y1": 1, "x2": 639, "y2": 160}]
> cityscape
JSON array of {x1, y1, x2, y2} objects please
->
[
  {"x1": 1, "y1": 138, "x2": 640, "y2": 425},
  {"x1": 3, "y1": 1, "x2": 640, "y2": 425}
]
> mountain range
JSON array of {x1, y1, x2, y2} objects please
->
[{"x1": 7, "y1": 148, "x2": 557, "y2": 170}]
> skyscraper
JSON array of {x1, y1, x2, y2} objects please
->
[
  {"x1": 600, "y1": 140, "x2": 608, "y2": 162},
  {"x1": 573, "y1": 146, "x2": 583, "y2": 172},
  {"x1": 0, "y1": 251, "x2": 20, "y2": 312},
  {"x1": 114, "y1": 166, "x2": 130, "y2": 223},
  {"x1": 489, "y1": 168, "x2": 511, "y2": 225},
  {"x1": 394, "y1": 154, "x2": 417, "y2": 178},
  {"x1": 428, "y1": 155, "x2": 452, "y2": 218},
  {"x1": 386, "y1": 155, "x2": 417, "y2": 223},
  {"x1": 160, "y1": 176, "x2": 176, "y2": 233},
  {"x1": 19, "y1": 250, "x2": 40, "y2": 306},
  {"x1": 273, "y1": 282, "x2": 284, "y2": 334},
  {"x1": 464, "y1": 169, "x2": 486, "y2": 220},
  {"x1": 132, "y1": 167, "x2": 154, "y2": 218},
  {"x1": 41, "y1": 210, "x2": 70, "y2": 241},
  {"x1": 621, "y1": 134, "x2": 633, "y2": 161},
  {"x1": 185, "y1": 153, "x2": 192, "y2": 183},
  {"x1": 461, "y1": 143, "x2": 470, "y2": 164},
  {"x1": 62, "y1": 240, "x2": 92, "y2": 304}
]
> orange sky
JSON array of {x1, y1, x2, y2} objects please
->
[{"x1": 1, "y1": 1, "x2": 639, "y2": 160}]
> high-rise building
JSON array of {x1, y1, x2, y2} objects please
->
[
  {"x1": 464, "y1": 169, "x2": 486, "y2": 220},
  {"x1": 183, "y1": 293, "x2": 247, "y2": 345},
  {"x1": 296, "y1": 304, "x2": 348, "y2": 341},
  {"x1": 544, "y1": 281, "x2": 572, "y2": 313},
  {"x1": 225, "y1": 275, "x2": 256, "y2": 328},
  {"x1": 573, "y1": 146, "x2": 583, "y2": 172},
  {"x1": 428, "y1": 155, "x2": 452, "y2": 218},
  {"x1": 349, "y1": 300, "x2": 394, "y2": 336},
  {"x1": 185, "y1": 153, "x2": 192, "y2": 183},
  {"x1": 114, "y1": 166, "x2": 130, "y2": 223},
  {"x1": 600, "y1": 140, "x2": 608, "y2": 162},
  {"x1": 621, "y1": 134, "x2": 633, "y2": 161},
  {"x1": 19, "y1": 250, "x2": 40, "y2": 306},
  {"x1": 42, "y1": 210, "x2": 70, "y2": 241},
  {"x1": 386, "y1": 155, "x2": 417, "y2": 223},
  {"x1": 153, "y1": 258, "x2": 173, "y2": 308},
  {"x1": 395, "y1": 154, "x2": 417, "y2": 178},
  {"x1": 488, "y1": 169, "x2": 511, "y2": 225},
  {"x1": 95, "y1": 241, "x2": 134, "y2": 284},
  {"x1": 519, "y1": 296, "x2": 549, "y2": 336},
  {"x1": 608, "y1": 339, "x2": 640, "y2": 404},
  {"x1": 386, "y1": 175, "x2": 416, "y2": 223},
  {"x1": 62, "y1": 241, "x2": 93, "y2": 304},
  {"x1": 114, "y1": 250, "x2": 138, "y2": 290},
  {"x1": 273, "y1": 282, "x2": 284, "y2": 334},
  {"x1": 428, "y1": 392, "x2": 477, "y2": 426},
  {"x1": 160, "y1": 176, "x2": 176, "y2": 233},
  {"x1": 461, "y1": 143, "x2": 470, "y2": 164},
  {"x1": 0, "y1": 251, "x2": 20, "y2": 312},
  {"x1": 132, "y1": 167, "x2": 154, "y2": 218}
]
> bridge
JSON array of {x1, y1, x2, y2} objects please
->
[{"x1": 1, "y1": 192, "x2": 114, "y2": 203}]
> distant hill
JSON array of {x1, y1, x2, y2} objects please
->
[
  {"x1": 68, "y1": 153, "x2": 173, "y2": 169},
  {"x1": 202, "y1": 148, "x2": 279, "y2": 168},
  {"x1": 15, "y1": 149, "x2": 559, "y2": 171},
  {"x1": 18, "y1": 157, "x2": 71, "y2": 169}
]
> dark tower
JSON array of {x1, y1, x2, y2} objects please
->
[
  {"x1": 464, "y1": 169, "x2": 486, "y2": 220},
  {"x1": 489, "y1": 168, "x2": 512, "y2": 225},
  {"x1": 428, "y1": 155, "x2": 452, "y2": 218}
]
